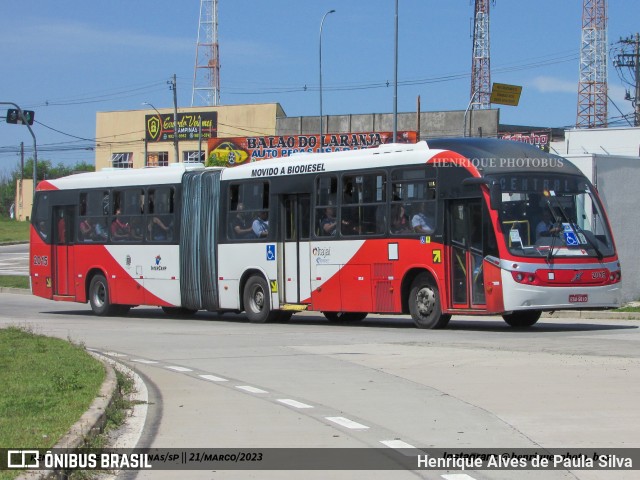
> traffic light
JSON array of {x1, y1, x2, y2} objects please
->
[{"x1": 6, "y1": 109, "x2": 35, "y2": 125}]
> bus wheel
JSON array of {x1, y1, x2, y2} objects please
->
[
  {"x1": 89, "y1": 274, "x2": 117, "y2": 316},
  {"x1": 409, "y1": 274, "x2": 451, "y2": 329},
  {"x1": 502, "y1": 310, "x2": 541, "y2": 328},
  {"x1": 243, "y1": 276, "x2": 277, "y2": 323},
  {"x1": 323, "y1": 312, "x2": 368, "y2": 322}
]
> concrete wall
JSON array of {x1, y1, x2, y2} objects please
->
[
  {"x1": 277, "y1": 109, "x2": 499, "y2": 140},
  {"x1": 568, "y1": 154, "x2": 640, "y2": 303}
]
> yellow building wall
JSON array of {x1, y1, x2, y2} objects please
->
[
  {"x1": 14, "y1": 179, "x2": 34, "y2": 222},
  {"x1": 95, "y1": 103, "x2": 285, "y2": 170}
]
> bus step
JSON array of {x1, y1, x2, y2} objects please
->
[
  {"x1": 52, "y1": 295, "x2": 76, "y2": 302},
  {"x1": 281, "y1": 304, "x2": 308, "y2": 312}
]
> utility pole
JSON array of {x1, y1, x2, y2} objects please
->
[
  {"x1": 169, "y1": 74, "x2": 180, "y2": 162},
  {"x1": 613, "y1": 33, "x2": 640, "y2": 126}
]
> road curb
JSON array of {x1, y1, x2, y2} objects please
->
[
  {"x1": 0, "y1": 287, "x2": 31, "y2": 296},
  {"x1": 14, "y1": 352, "x2": 118, "y2": 480},
  {"x1": 543, "y1": 310, "x2": 640, "y2": 320}
]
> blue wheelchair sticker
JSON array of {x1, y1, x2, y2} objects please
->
[{"x1": 266, "y1": 244, "x2": 276, "y2": 261}]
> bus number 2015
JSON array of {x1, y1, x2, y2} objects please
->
[{"x1": 33, "y1": 255, "x2": 48, "y2": 266}]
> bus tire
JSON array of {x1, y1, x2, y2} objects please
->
[
  {"x1": 502, "y1": 310, "x2": 541, "y2": 328},
  {"x1": 243, "y1": 275, "x2": 277, "y2": 323},
  {"x1": 89, "y1": 274, "x2": 118, "y2": 316},
  {"x1": 323, "y1": 312, "x2": 368, "y2": 322},
  {"x1": 409, "y1": 274, "x2": 451, "y2": 329}
]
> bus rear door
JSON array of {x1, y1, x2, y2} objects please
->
[{"x1": 281, "y1": 194, "x2": 311, "y2": 304}]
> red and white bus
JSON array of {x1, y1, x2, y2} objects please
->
[{"x1": 30, "y1": 138, "x2": 621, "y2": 328}]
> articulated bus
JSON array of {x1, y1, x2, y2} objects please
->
[{"x1": 30, "y1": 138, "x2": 621, "y2": 328}]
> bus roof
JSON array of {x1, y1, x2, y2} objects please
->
[
  {"x1": 427, "y1": 137, "x2": 584, "y2": 177},
  {"x1": 220, "y1": 141, "x2": 446, "y2": 181},
  {"x1": 38, "y1": 163, "x2": 208, "y2": 191}
]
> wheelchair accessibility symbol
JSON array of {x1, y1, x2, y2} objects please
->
[{"x1": 266, "y1": 244, "x2": 276, "y2": 261}]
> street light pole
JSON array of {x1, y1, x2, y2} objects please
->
[
  {"x1": 393, "y1": 0, "x2": 398, "y2": 142},
  {"x1": 168, "y1": 74, "x2": 180, "y2": 162},
  {"x1": 319, "y1": 9, "x2": 335, "y2": 151}
]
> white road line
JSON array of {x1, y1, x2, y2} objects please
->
[
  {"x1": 325, "y1": 416, "x2": 369, "y2": 430},
  {"x1": 441, "y1": 474, "x2": 478, "y2": 480},
  {"x1": 277, "y1": 399, "x2": 314, "y2": 409},
  {"x1": 199, "y1": 374, "x2": 228, "y2": 382},
  {"x1": 166, "y1": 366, "x2": 193, "y2": 372},
  {"x1": 104, "y1": 352, "x2": 128, "y2": 357},
  {"x1": 380, "y1": 440, "x2": 417, "y2": 450},
  {"x1": 236, "y1": 385, "x2": 268, "y2": 394},
  {"x1": 131, "y1": 359, "x2": 159, "y2": 364}
]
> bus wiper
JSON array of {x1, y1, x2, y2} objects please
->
[{"x1": 547, "y1": 195, "x2": 603, "y2": 260}]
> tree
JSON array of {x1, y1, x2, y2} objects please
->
[{"x1": 0, "y1": 159, "x2": 95, "y2": 218}]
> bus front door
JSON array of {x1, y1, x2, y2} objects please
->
[
  {"x1": 52, "y1": 206, "x2": 76, "y2": 297},
  {"x1": 281, "y1": 194, "x2": 311, "y2": 304},
  {"x1": 448, "y1": 199, "x2": 485, "y2": 309}
]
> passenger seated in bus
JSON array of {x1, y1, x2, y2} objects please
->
[
  {"x1": 111, "y1": 209, "x2": 131, "y2": 241},
  {"x1": 390, "y1": 204, "x2": 411, "y2": 233},
  {"x1": 252, "y1": 210, "x2": 269, "y2": 238},
  {"x1": 148, "y1": 216, "x2": 172, "y2": 241},
  {"x1": 231, "y1": 202, "x2": 254, "y2": 239},
  {"x1": 411, "y1": 203, "x2": 434, "y2": 234},
  {"x1": 94, "y1": 220, "x2": 108, "y2": 241},
  {"x1": 319, "y1": 205, "x2": 338, "y2": 235},
  {"x1": 79, "y1": 218, "x2": 95, "y2": 241}
]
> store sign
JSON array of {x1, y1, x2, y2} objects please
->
[
  {"x1": 145, "y1": 111, "x2": 217, "y2": 142},
  {"x1": 207, "y1": 131, "x2": 418, "y2": 167},
  {"x1": 499, "y1": 130, "x2": 551, "y2": 152}
]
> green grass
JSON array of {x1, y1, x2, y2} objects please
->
[
  {"x1": 0, "y1": 217, "x2": 29, "y2": 243},
  {"x1": 0, "y1": 327, "x2": 105, "y2": 479},
  {"x1": 614, "y1": 306, "x2": 640, "y2": 313},
  {"x1": 0, "y1": 275, "x2": 30, "y2": 289}
]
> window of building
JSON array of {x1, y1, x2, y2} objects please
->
[
  {"x1": 146, "y1": 152, "x2": 169, "y2": 167},
  {"x1": 183, "y1": 151, "x2": 205, "y2": 164},
  {"x1": 111, "y1": 153, "x2": 133, "y2": 169}
]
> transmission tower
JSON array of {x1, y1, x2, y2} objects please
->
[
  {"x1": 576, "y1": 0, "x2": 608, "y2": 128},
  {"x1": 470, "y1": 0, "x2": 493, "y2": 110},
  {"x1": 192, "y1": 0, "x2": 220, "y2": 106},
  {"x1": 612, "y1": 33, "x2": 640, "y2": 126}
]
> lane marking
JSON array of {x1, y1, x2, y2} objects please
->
[
  {"x1": 236, "y1": 385, "x2": 268, "y2": 394},
  {"x1": 131, "y1": 359, "x2": 159, "y2": 364},
  {"x1": 199, "y1": 374, "x2": 228, "y2": 382},
  {"x1": 380, "y1": 440, "x2": 417, "y2": 450},
  {"x1": 277, "y1": 399, "x2": 314, "y2": 409},
  {"x1": 166, "y1": 366, "x2": 193, "y2": 372},
  {"x1": 104, "y1": 352, "x2": 128, "y2": 357},
  {"x1": 325, "y1": 416, "x2": 369, "y2": 430}
]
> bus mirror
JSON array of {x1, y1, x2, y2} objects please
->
[{"x1": 489, "y1": 183, "x2": 501, "y2": 210}]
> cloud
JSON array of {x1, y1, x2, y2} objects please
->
[{"x1": 529, "y1": 76, "x2": 577, "y2": 94}]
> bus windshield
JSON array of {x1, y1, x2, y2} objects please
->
[{"x1": 495, "y1": 180, "x2": 615, "y2": 259}]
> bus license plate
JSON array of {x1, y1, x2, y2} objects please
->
[{"x1": 569, "y1": 294, "x2": 588, "y2": 303}]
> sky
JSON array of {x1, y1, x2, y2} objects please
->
[{"x1": 0, "y1": 0, "x2": 638, "y2": 174}]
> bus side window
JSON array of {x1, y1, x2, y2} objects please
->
[
  {"x1": 147, "y1": 187, "x2": 174, "y2": 242},
  {"x1": 315, "y1": 175, "x2": 337, "y2": 237}
]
